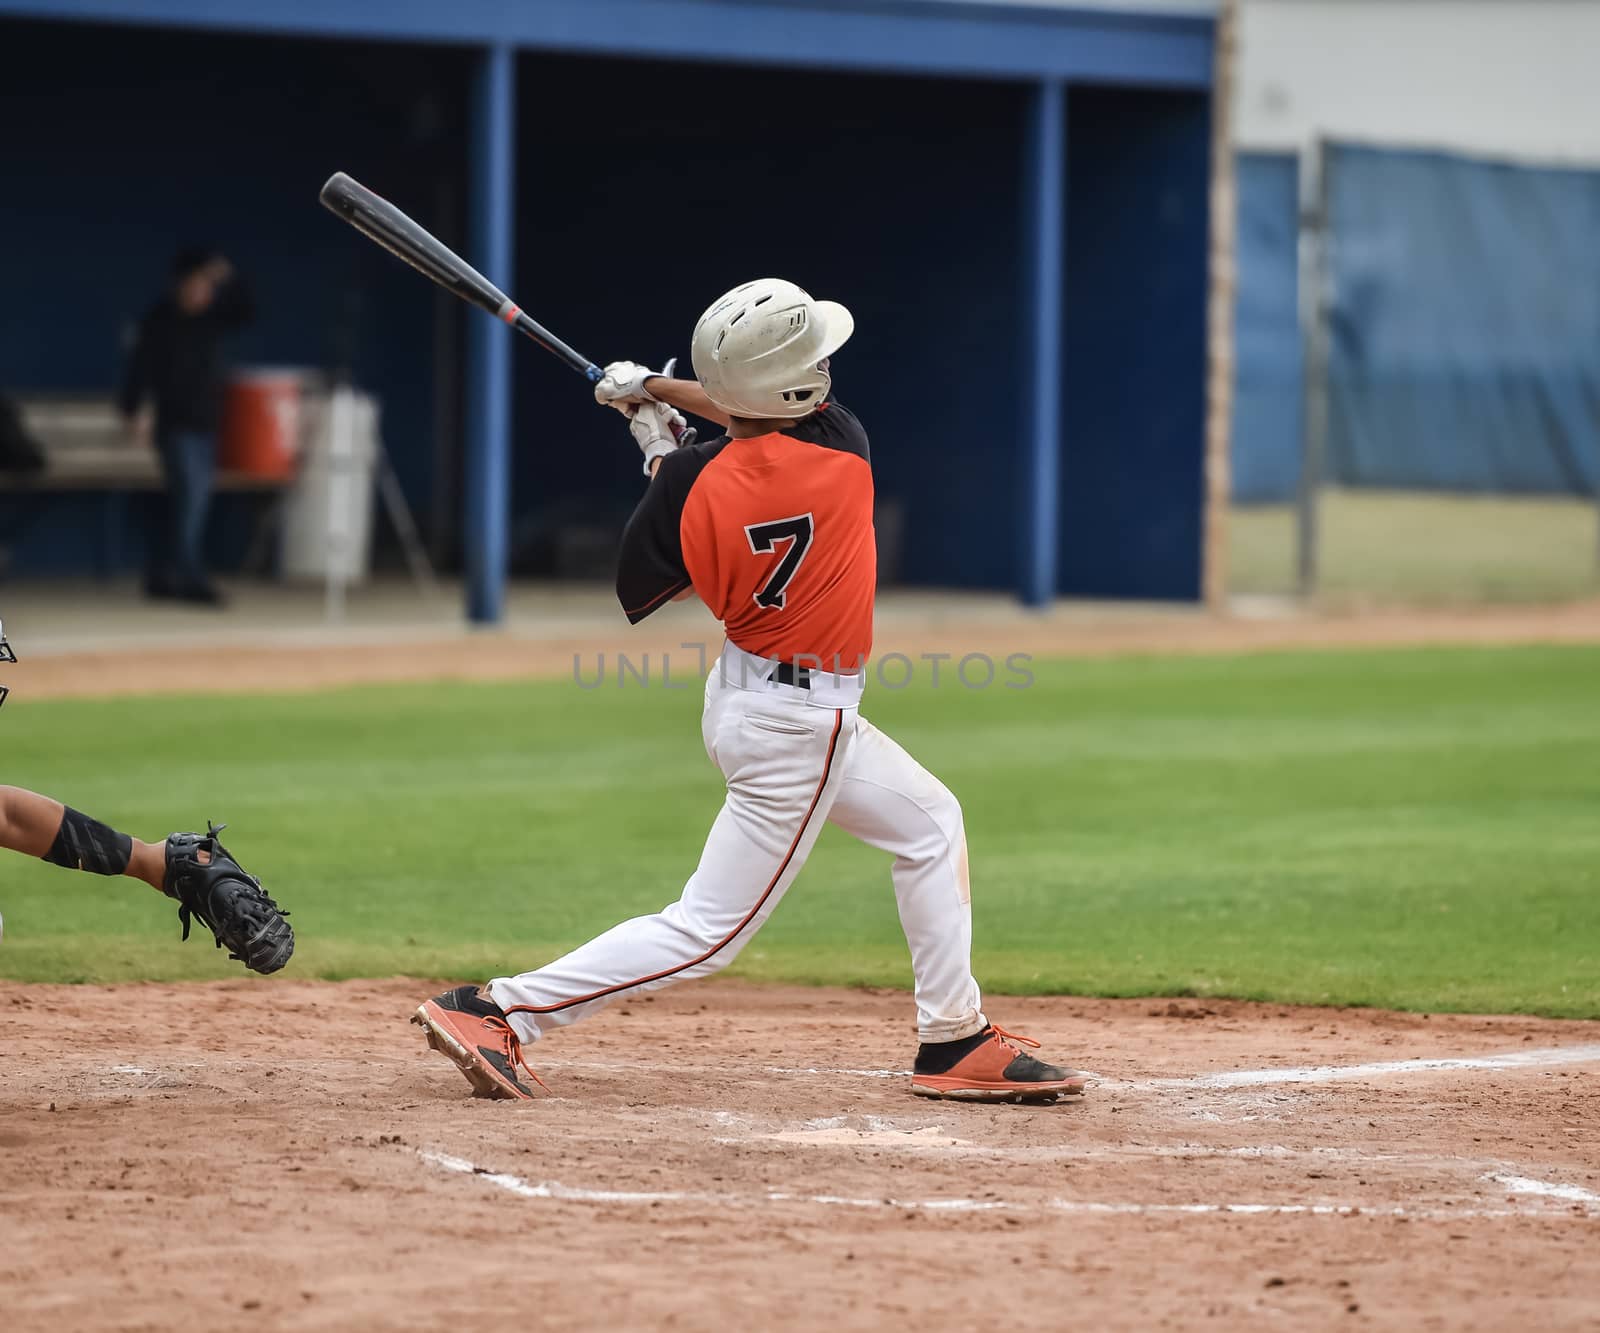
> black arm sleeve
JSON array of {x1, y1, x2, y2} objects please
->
[
  {"x1": 615, "y1": 449, "x2": 695, "y2": 624},
  {"x1": 615, "y1": 440, "x2": 726, "y2": 623}
]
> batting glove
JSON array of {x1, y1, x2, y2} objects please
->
[
  {"x1": 595, "y1": 360, "x2": 660, "y2": 414},
  {"x1": 628, "y1": 401, "x2": 688, "y2": 476}
]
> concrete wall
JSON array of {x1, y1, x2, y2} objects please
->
[{"x1": 1237, "y1": 0, "x2": 1600, "y2": 163}]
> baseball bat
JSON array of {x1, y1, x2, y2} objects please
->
[{"x1": 318, "y1": 171, "x2": 604, "y2": 383}]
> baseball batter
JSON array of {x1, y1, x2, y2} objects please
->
[
  {"x1": 415, "y1": 280, "x2": 1086, "y2": 1103},
  {"x1": 0, "y1": 619, "x2": 293, "y2": 971}
]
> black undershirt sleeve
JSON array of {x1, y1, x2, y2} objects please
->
[{"x1": 615, "y1": 443, "x2": 718, "y2": 624}]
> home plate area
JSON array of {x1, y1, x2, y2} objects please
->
[{"x1": 3, "y1": 979, "x2": 1597, "y2": 1331}]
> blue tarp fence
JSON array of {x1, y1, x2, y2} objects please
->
[
  {"x1": 1231, "y1": 143, "x2": 1600, "y2": 502},
  {"x1": 1231, "y1": 151, "x2": 1301, "y2": 501}
]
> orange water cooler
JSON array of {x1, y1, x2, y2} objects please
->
[{"x1": 219, "y1": 370, "x2": 304, "y2": 479}]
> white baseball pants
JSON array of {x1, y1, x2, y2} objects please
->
[{"x1": 488, "y1": 643, "x2": 986, "y2": 1045}]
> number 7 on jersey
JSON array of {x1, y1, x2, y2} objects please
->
[{"x1": 744, "y1": 513, "x2": 815, "y2": 610}]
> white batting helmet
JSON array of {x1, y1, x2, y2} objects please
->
[{"x1": 690, "y1": 279, "x2": 854, "y2": 420}]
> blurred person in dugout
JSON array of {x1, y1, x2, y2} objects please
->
[{"x1": 119, "y1": 247, "x2": 253, "y2": 607}]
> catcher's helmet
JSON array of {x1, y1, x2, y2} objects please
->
[
  {"x1": 0, "y1": 618, "x2": 14, "y2": 710},
  {"x1": 690, "y1": 278, "x2": 854, "y2": 420}
]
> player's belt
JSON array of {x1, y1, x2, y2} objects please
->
[
  {"x1": 773, "y1": 662, "x2": 811, "y2": 689},
  {"x1": 719, "y1": 642, "x2": 865, "y2": 707}
]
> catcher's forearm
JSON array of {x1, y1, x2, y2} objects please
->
[
  {"x1": 1, "y1": 786, "x2": 292, "y2": 969},
  {"x1": 646, "y1": 376, "x2": 732, "y2": 429},
  {"x1": 0, "y1": 785, "x2": 67, "y2": 857},
  {"x1": 125, "y1": 839, "x2": 166, "y2": 891},
  {"x1": 0, "y1": 786, "x2": 163, "y2": 890}
]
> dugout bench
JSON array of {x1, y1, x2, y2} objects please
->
[{"x1": 0, "y1": 396, "x2": 289, "y2": 580}]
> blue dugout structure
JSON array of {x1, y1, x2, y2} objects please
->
[{"x1": 0, "y1": 0, "x2": 1217, "y2": 619}]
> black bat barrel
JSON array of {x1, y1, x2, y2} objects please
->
[
  {"x1": 318, "y1": 172, "x2": 512, "y2": 319},
  {"x1": 319, "y1": 171, "x2": 601, "y2": 380}
]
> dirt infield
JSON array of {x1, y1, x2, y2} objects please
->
[
  {"x1": 3, "y1": 979, "x2": 1596, "y2": 1331},
  {"x1": 11, "y1": 597, "x2": 1600, "y2": 700}
]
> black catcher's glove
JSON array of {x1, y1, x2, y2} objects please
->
[{"x1": 163, "y1": 822, "x2": 293, "y2": 974}]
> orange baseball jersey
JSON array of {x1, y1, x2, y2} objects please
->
[{"x1": 616, "y1": 401, "x2": 875, "y2": 670}]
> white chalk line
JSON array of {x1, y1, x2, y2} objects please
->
[
  {"x1": 1486, "y1": 1173, "x2": 1600, "y2": 1205},
  {"x1": 417, "y1": 1149, "x2": 1597, "y2": 1222},
  {"x1": 1111, "y1": 1044, "x2": 1600, "y2": 1091},
  {"x1": 540, "y1": 1042, "x2": 1600, "y2": 1092}
]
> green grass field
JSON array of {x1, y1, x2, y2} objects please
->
[{"x1": 2, "y1": 645, "x2": 1596, "y2": 1017}]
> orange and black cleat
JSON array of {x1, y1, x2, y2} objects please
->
[
  {"x1": 412, "y1": 985, "x2": 545, "y2": 1101},
  {"x1": 910, "y1": 1024, "x2": 1088, "y2": 1103}
]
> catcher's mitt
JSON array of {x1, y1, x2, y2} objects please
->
[{"x1": 163, "y1": 822, "x2": 293, "y2": 975}]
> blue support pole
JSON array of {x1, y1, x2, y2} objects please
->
[
  {"x1": 464, "y1": 42, "x2": 516, "y2": 624},
  {"x1": 1020, "y1": 78, "x2": 1065, "y2": 608}
]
